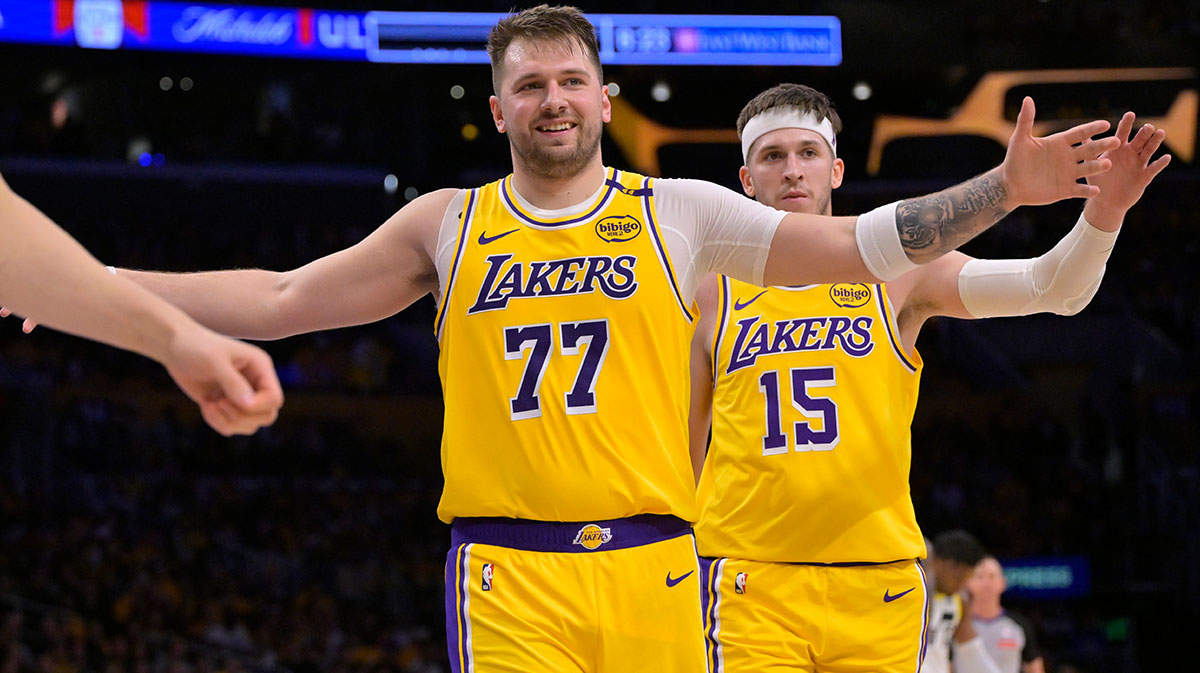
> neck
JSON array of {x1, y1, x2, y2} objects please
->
[
  {"x1": 970, "y1": 599, "x2": 1003, "y2": 619},
  {"x1": 509, "y1": 157, "x2": 607, "y2": 210}
]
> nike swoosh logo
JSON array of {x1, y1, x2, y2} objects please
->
[
  {"x1": 478, "y1": 228, "x2": 519, "y2": 245},
  {"x1": 665, "y1": 570, "x2": 694, "y2": 588},
  {"x1": 734, "y1": 290, "x2": 768, "y2": 311},
  {"x1": 884, "y1": 587, "x2": 915, "y2": 603}
]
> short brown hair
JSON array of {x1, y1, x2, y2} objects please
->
[
  {"x1": 736, "y1": 83, "x2": 844, "y2": 139},
  {"x1": 487, "y1": 5, "x2": 603, "y2": 94}
]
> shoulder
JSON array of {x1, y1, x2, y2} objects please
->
[
  {"x1": 385, "y1": 189, "x2": 461, "y2": 236},
  {"x1": 652, "y1": 178, "x2": 759, "y2": 207}
]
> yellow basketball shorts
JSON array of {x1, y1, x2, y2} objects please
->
[
  {"x1": 445, "y1": 514, "x2": 708, "y2": 673},
  {"x1": 699, "y1": 557, "x2": 929, "y2": 673}
]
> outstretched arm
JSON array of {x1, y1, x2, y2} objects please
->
[
  {"x1": 762, "y1": 97, "x2": 1119, "y2": 286},
  {"x1": 888, "y1": 113, "x2": 1168, "y2": 348},
  {"x1": 7, "y1": 189, "x2": 454, "y2": 339},
  {"x1": 955, "y1": 112, "x2": 1169, "y2": 319},
  {"x1": 0, "y1": 173, "x2": 282, "y2": 436}
]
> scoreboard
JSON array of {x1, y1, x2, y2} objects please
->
[{"x1": 0, "y1": 1, "x2": 841, "y2": 66}]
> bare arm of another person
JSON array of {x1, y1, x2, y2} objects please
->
[{"x1": 0, "y1": 173, "x2": 283, "y2": 436}]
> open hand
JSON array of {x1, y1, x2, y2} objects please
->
[
  {"x1": 1001, "y1": 97, "x2": 1121, "y2": 206},
  {"x1": 1084, "y1": 111, "x2": 1171, "y2": 221}
]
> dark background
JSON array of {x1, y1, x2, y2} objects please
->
[{"x1": 1, "y1": 1, "x2": 1198, "y2": 672}]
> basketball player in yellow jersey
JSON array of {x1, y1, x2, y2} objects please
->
[
  {"x1": 691, "y1": 83, "x2": 1170, "y2": 673},
  {"x1": 13, "y1": 6, "x2": 1134, "y2": 670}
]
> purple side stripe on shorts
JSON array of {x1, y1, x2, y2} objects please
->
[
  {"x1": 450, "y1": 514, "x2": 690, "y2": 553},
  {"x1": 700, "y1": 557, "x2": 726, "y2": 673},
  {"x1": 444, "y1": 543, "x2": 471, "y2": 673}
]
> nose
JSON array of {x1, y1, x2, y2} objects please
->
[
  {"x1": 541, "y1": 81, "x2": 567, "y2": 114},
  {"x1": 782, "y1": 153, "x2": 805, "y2": 181}
]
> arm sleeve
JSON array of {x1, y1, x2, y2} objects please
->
[
  {"x1": 651, "y1": 178, "x2": 784, "y2": 301},
  {"x1": 957, "y1": 212, "x2": 1117, "y2": 318}
]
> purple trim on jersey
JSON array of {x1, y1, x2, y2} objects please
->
[
  {"x1": 444, "y1": 543, "x2": 470, "y2": 673},
  {"x1": 450, "y1": 514, "x2": 690, "y2": 553},
  {"x1": 500, "y1": 170, "x2": 618, "y2": 227},
  {"x1": 435, "y1": 189, "x2": 478, "y2": 341},
  {"x1": 915, "y1": 560, "x2": 931, "y2": 673},
  {"x1": 700, "y1": 557, "x2": 725, "y2": 673},
  {"x1": 712, "y1": 276, "x2": 732, "y2": 384},
  {"x1": 641, "y1": 176, "x2": 694, "y2": 321},
  {"x1": 875, "y1": 284, "x2": 918, "y2": 373}
]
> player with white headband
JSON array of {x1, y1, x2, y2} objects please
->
[{"x1": 689, "y1": 83, "x2": 1170, "y2": 673}]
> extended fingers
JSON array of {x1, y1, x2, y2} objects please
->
[
  {"x1": 1074, "y1": 157, "x2": 1113, "y2": 182},
  {"x1": 1056, "y1": 118, "x2": 1112, "y2": 146},
  {"x1": 1146, "y1": 153, "x2": 1172, "y2": 181},
  {"x1": 1114, "y1": 112, "x2": 1135, "y2": 144},
  {"x1": 1015, "y1": 96, "x2": 1037, "y2": 137},
  {"x1": 1132, "y1": 125, "x2": 1166, "y2": 160},
  {"x1": 1073, "y1": 136, "x2": 1120, "y2": 162}
]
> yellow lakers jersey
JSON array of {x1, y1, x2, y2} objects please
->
[
  {"x1": 434, "y1": 168, "x2": 696, "y2": 523},
  {"x1": 695, "y1": 276, "x2": 926, "y2": 563}
]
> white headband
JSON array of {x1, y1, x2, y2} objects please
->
[{"x1": 740, "y1": 107, "x2": 837, "y2": 162}]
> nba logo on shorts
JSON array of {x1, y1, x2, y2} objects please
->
[
  {"x1": 482, "y1": 563, "x2": 494, "y2": 591},
  {"x1": 734, "y1": 572, "x2": 748, "y2": 594}
]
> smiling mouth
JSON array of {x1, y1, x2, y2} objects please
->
[{"x1": 537, "y1": 121, "x2": 577, "y2": 133}]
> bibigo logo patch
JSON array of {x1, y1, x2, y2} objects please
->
[
  {"x1": 572, "y1": 524, "x2": 613, "y2": 550},
  {"x1": 595, "y1": 215, "x2": 642, "y2": 242},
  {"x1": 829, "y1": 283, "x2": 871, "y2": 308}
]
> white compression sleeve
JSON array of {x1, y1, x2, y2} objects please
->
[
  {"x1": 952, "y1": 636, "x2": 1002, "y2": 673},
  {"x1": 855, "y1": 201, "x2": 919, "y2": 281},
  {"x1": 958, "y1": 212, "x2": 1118, "y2": 318}
]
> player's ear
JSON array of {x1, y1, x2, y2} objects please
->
[
  {"x1": 601, "y1": 84, "x2": 612, "y2": 123},
  {"x1": 490, "y1": 95, "x2": 506, "y2": 133},
  {"x1": 739, "y1": 165, "x2": 755, "y2": 197},
  {"x1": 831, "y1": 158, "x2": 845, "y2": 189}
]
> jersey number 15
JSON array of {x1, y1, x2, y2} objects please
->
[{"x1": 757, "y1": 365, "x2": 840, "y2": 454}]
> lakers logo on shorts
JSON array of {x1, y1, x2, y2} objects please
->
[
  {"x1": 572, "y1": 524, "x2": 614, "y2": 550},
  {"x1": 829, "y1": 283, "x2": 871, "y2": 308},
  {"x1": 734, "y1": 572, "x2": 748, "y2": 594}
]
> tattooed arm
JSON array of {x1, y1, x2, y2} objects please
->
[
  {"x1": 762, "y1": 97, "x2": 1118, "y2": 286},
  {"x1": 900, "y1": 96, "x2": 1118, "y2": 264},
  {"x1": 896, "y1": 168, "x2": 1010, "y2": 264}
]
